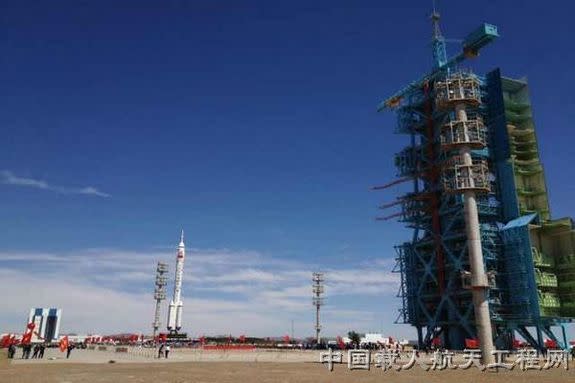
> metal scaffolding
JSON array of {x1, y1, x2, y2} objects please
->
[{"x1": 377, "y1": 7, "x2": 574, "y2": 356}]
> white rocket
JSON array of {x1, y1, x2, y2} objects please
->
[{"x1": 167, "y1": 230, "x2": 185, "y2": 333}]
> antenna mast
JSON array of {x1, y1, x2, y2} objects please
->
[{"x1": 431, "y1": 0, "x2": 447, "y2": 68}]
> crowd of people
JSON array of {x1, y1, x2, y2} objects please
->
[
  {"x1": 5, "y1": 343, "x2": 77, "y2": 359},
  {"x1": 6, "y1": 343, "x2": 47, "y2": 359}
]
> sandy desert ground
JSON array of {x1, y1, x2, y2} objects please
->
[{"x1": 1, "y1": 348, "x2": 574, "y2": 383}]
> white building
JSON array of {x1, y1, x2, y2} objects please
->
[
  {"x1": 361, "y1": 333, "x2": 390, "y2": 346},
  {"x1": 28, "y1": 308, "x2": 62, "y2": 342}
]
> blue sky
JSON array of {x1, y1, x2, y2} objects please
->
[{"x1": 1, "y1": 1, "x2": 574, "y2": 340}]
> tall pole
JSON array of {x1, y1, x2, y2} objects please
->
[
  {"x1": 312, "y1": 272, "x2": 325, "y2": 344},
  {"x1": 455, "y1": 103, "x2": 495, "y2": 364},
  {"x1": 153, "y1": 262, "x2": 168, "y2": 341}
]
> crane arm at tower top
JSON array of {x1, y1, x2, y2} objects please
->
[{"x1": 378, "y1": 23, "x2": 499, "y2": 111}]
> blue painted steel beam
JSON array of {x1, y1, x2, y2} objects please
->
[{"x1": 378, "y1": 23, "x2": 499, "y2": 111}]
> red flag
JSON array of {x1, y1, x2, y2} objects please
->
[
  {"x1": 21, "y1": 323, "x2": 36, "y2": 345},
  {"x1": 59, "y1": 336, "x2": 69, "y2": 352},
  {"x1": 512, "y1": 339, "x2": 524, "y2": 348},
  {"x1": 1, "y1": 334, "x2": 10, "y2": 348},
  {"x1": 465, "y1": 338, "x2": 479, "y2": 349},
  {"x1": 544, "y1": 339, "x2": 557, "y2": 349}
]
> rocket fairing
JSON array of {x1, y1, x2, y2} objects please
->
[{"x1": 167, "y1": 230, "x2": 185, "y2": 332}]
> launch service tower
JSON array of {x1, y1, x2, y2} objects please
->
[{"x1": 377, "y1": 8, "x2": 575, "y2": 357}]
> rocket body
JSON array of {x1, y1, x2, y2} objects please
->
[{"x1": 167, "y1": 232, "x2": 185, "y2": 332}]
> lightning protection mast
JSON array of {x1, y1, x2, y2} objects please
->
[
  {"x1": 312, "y1": 272, "x2": 325, "y2": 345},
  {"x1": 152, "y1": 262, "x2": 168, "y2": 341}
]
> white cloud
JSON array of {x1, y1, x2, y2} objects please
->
[
  {"x1": 0, "y1": 247, "x2": 403, "y2": 338},
  {"x1": 0, "y1": 170, "x2": 110, "y2": 198},
  {"x1": 77, "y1": 186, "x2": 110, "y2": 198},
  {"x1": 208, "y1": 269, "x2": 282, "y2": 283}
]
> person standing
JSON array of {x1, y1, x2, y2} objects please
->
[
  {"x1": 164, "y1": 344, "x2": 170, "y2": 359},
  {"x1": 23, "y1": 344, "x2": 32, "y2": 359},
  {"x1": 157, "y1": 343, "x2": 164, "y2": 358},
  {"x1": 7, "y1": 344, "x2": 15, "y2": 359},
  {"x1": 31, "y1": 344, "x2": 39, "y2": 359},
  {"x1": 66, "y1": 344, "x2": 75, "y2": 359},
  {"x1": 39, "y1": 344, "x2": 45, "y2": 359}
]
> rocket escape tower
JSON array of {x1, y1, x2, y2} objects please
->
[{"x1": 377, "y1": 9, "x2": 575, "y2": 352}]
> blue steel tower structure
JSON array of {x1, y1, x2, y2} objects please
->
[{"x1": 377, "y1": 9, "x2": 574, "y2": 352}]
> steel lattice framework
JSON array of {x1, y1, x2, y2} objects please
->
[{"x1": 378, "y1": 10, "x2": 573, "y2": 352}]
